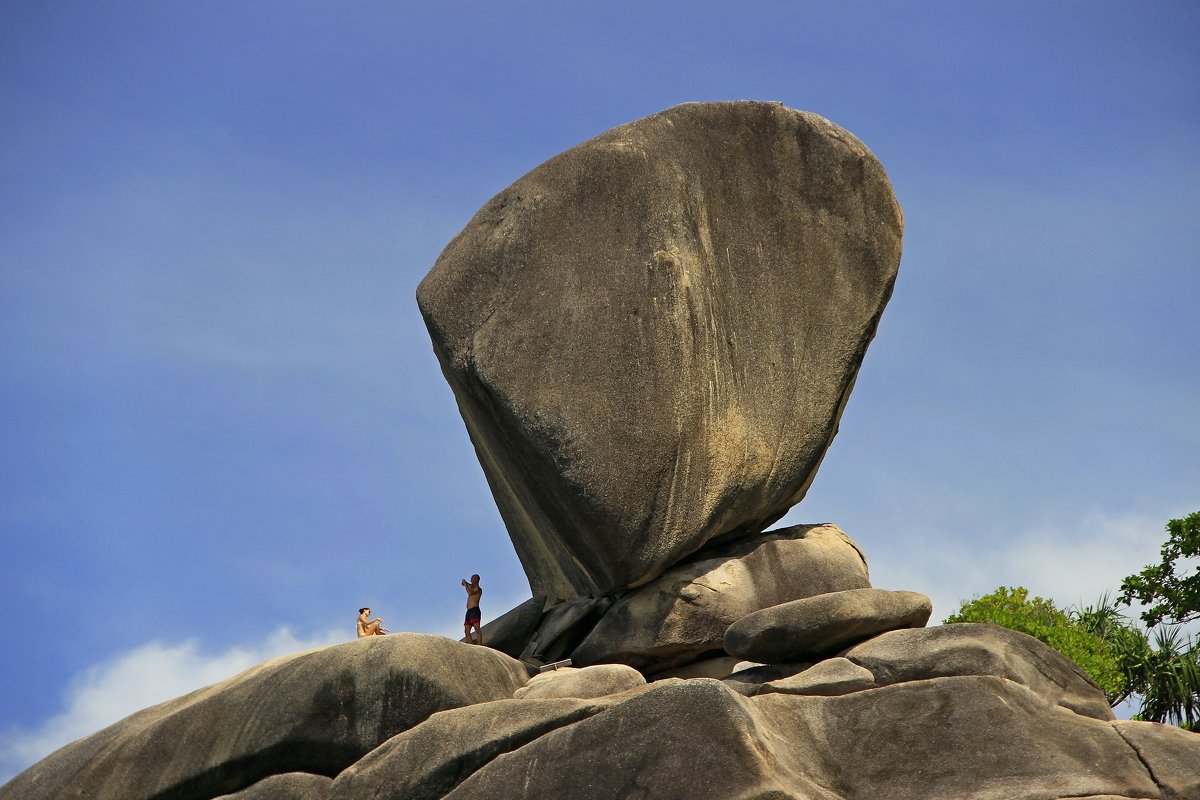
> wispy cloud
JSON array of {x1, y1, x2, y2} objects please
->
[
  {"x1": 867, "y1": 507, "x2": 1170, "y2": 624},
  {"x1": 0, "y1": 626, "x2": 344, "y2": 784}
]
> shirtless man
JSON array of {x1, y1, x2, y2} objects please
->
[
  {"x1": 357, "y1": 607, "x2": 388, "y2": 638},
  {"x1": 461, "y1": 574, "x2": 483, "y2": 645}
]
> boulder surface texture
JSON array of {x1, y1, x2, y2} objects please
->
[
  {"x1": 0, "y1": 635, "x2": 528, "y2": 800},
  {"x1": 843, "y1": 622, "x2": 1116, "y2": 721},
  {"x1": 572, "y1": 523, "x2": 870, "y2": 671},
  {"x1": 417, "y1": 100, "x2": 903, "y2": 602}
]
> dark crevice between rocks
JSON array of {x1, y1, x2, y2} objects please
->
[
  {"x1": 520, "y1": 596, "x2": 614, "y2": 666},
  {"x1": 145, "y1": 741, "x2": 358, "y2": 800},
  {"x1": 640, "y1": 648, "x2": 732, "y2": 681},
  {"x1": 1111, "y1": 723, "x2": 1171, "y2": 799}
]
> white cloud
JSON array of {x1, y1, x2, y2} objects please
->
[
  {"x1": 998, "y1": 510, "x2": 1166, "y2": 610},
  {"x1": 0, "y1": 626, "x2": 344, "y2": 785},
  {"x1": 866, "y1": 507, "x2": 1170, "y2": 623}
]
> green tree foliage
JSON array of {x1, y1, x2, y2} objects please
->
[
  {"x1": 948, "y1": 585, "x2": 1200, "y2": 729},
  {"x1": 1133, "y1": 627, "x2": 1200, "y2": 729},
  {"x1": 944, "y1": 586, "x2": 1129, "y2": 704},
  {"x1": 1072, "y1": 592, "x2": 1151, "y2": 707},
  {"x1": 1120, "y1": 511, "x2": 1200, "y2": 627}
]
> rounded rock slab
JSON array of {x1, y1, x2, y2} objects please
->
[
  {"x1": 724, "y1": 588, "x2": 931, "y2": 663},
  {"x1": 417, "y1": 100, "x2": 903, "y2": 602},
  {"x1": 513, "y1": 664, "x2": 646, "y2": 700},
  {"x1": 842, "y1": 622, "x2": 1115, "y2": 721}
]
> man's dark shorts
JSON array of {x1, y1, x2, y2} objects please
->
[{"x1": 464, "y1": 607, "x2": 481, "y2": 626}]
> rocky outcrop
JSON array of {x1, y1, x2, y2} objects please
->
[
  {"x1": 353, "y1": 677, "x2": 1187, "y2": 800},
  {"x1": 570, "y1": 523, "x2": 870, "y2": 671},
  {"x1": 724, "y1": 587, "x2": 932, "y2": 663},
  {"x1": 418, "y1": 100, "x2": 903, "y2": 602},
  {"x1": 9, "y1": 624, "x2": 1197, "y2": 800},
  {"x1": 0, "y1": 635, "x2": 528, "y2": 800}
]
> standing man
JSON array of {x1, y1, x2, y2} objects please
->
[{"x1": 461, "y1": 574, "x2": 483, "y2": 645}]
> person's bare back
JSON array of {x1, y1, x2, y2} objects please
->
[{"x1": 461, "y1": 574, "x2": 483, "y2": 645}]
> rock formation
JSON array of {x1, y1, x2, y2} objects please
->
[
  {"x1": 417, "y1": 100, "x2": 903, "y2": 603},
  {"x1": 5, "y1": 102, "x2": 1198, "y2": 799},
  {"x1": 6, "y1": 629, "x2": 1196, "y2": 799}
]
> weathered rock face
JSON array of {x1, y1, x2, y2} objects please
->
[
  {"x1": 842, "y1": 622, "x2": 1116, "y2": 721},
  {"x1": 0, "y1": 635, "x2": 528, "y2": 800},
  {"x1": 329, "y1": 697, "x2": 612, "y2": 800},
  {"x1": 748, "y1": 676, "x2": 1168, "y2": 800},
  {"x1": 724, "y1": 587, "x2": 932, "y2": 663},
  {"x1": 442, "y1": 680, "x2": 803, "y2": 799},
  {"x1": 418, "y1": 100, "x2": 903, "y2": 602},
  {"x1": 1111, "y1": 720, "x2": 1200, "y2": 797},
  {"x1": 372, "y1": 677, "x2": 1185, "y2": 800},
  {"x1": 571, "y1": 523, "x2": 871, "y2": 671}
]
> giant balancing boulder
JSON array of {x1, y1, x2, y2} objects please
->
[{"x1": 417, "y1": 101, "x2": 904, "y2": 602}]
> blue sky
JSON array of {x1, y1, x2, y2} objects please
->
[{"x1": 2, "y1": 1, "x2": 1197, "y2": 780}]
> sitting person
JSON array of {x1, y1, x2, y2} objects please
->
[{"x1": 357, "y1": 607, "x2": 389, "y2": 637}]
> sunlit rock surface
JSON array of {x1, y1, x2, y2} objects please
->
[{"x1": 418, "y1": 100, "x2": 903, "y2": 602}]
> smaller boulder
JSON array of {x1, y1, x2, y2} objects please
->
[
  {"x1": 724, "y1": 588, "x2": 931, "y2": 663},
  {"x1": 514, "y1": 664, "x2": 646, "y2": 700},
  {"x1": 756, "y1": 657, "x2": 875, "y2": 697}
]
